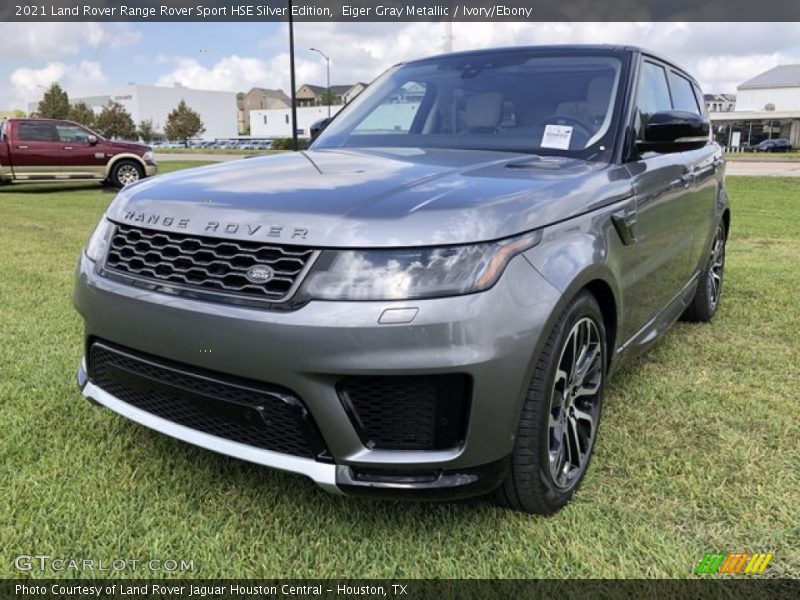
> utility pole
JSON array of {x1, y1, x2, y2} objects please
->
[{"x1": 288, "y1": 0, "x2": 299, "y2": 151}]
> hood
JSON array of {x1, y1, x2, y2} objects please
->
[
  {"x1": 107, "y1": 147, "x2": 633, "y2": 248},
  {"x1": 107, "y1": 139, "x2": 150, "y2": 155}
]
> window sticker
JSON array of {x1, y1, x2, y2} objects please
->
[{"x1": 541, "y1": 125, "x2": 573, "y2": 150}]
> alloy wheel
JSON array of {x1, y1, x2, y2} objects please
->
[
  {"x1": 707, "y1": 224, "x2": 726, "y2": 310},
  {"x1": 117, "y1": 164, "x2": 141, "y2": 186},
  {"x1": 548, "y1": 317, "x2": 603, "y2": 489}
]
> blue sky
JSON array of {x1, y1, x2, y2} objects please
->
[{"x1": 3, "y1": 22, "x2": 800, "y2": 110}]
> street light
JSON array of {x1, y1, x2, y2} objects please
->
[{"x1": 309, "y1": 47, "x2": 331, "y2": 118}]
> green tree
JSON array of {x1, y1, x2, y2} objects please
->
[
  {"x1": 68, "y1": 101, "x2": 96, "y2": 128},
  {"x1": 137, "y1": 119, "x2": 158, "y2": 143},
  {"x1": 95, "y1": 101, "x2": 136, "y2": 140},
  {"x1": 163, "y1": 100, "x2": 205, "y2": 146},
  {"x1": 319, "y1": 89, "x2": 336, "y2": 106},
  {"x1": 37, "y1": 83, "x2": 70, "y2": 119}
]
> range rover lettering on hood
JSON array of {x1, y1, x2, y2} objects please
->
[{"x1": 119, "y1": 210, "x2": 309, "y2": 240}]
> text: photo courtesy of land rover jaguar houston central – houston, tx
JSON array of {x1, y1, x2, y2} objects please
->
[{"x1": 74, "y1": 45, "x2": 729, "y2": 515}]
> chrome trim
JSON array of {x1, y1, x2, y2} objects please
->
[{"x1": 78, "y1": 363, "x2": 341, "y2": 493}]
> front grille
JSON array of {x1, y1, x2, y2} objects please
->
[
  {"x1": 88, "y1": 341, "x2": 330, "y2": 460},
  {"x1": 337, "y1": 375, "x2": 471, "y2": 451},
  {"x1": 104, "y1": 223, "x2": 315, "y2": 303}
]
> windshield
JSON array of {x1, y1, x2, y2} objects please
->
[{"x1": 313, "y1": 49, "x2": 627, "y2": 161}]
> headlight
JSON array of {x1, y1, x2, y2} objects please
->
[
  {"x1": 84, "y1": 218, "x2": 114, "y2": 262},
  {"x1": 143, "y1": 150, "x2": 154, "y2": 162},
  {"x1": 302, "y1": 230, "x2": 542, "y2": 301}
]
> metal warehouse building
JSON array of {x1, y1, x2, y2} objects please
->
[{"x1": 29, "y1": 83, "x2": 238, "y2": 140}]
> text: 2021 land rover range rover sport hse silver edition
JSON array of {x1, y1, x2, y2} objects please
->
[{"x1": 75, "y1": 46, "x2": 729, "y2": 514}]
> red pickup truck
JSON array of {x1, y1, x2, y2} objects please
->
[{"x1": 0, "y1": 118, "x2": 156, "y2": 188}]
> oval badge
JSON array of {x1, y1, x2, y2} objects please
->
[{"x1": 245, "y1": 265, "x2": 275, "y2": 284}]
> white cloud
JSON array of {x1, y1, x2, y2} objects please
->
[
  {"x1": 0, "y1": 23, "x2": 140, "y2": 60},
  {"x1": 10, "y1": 61, "x2": 108, "y2": 107}
]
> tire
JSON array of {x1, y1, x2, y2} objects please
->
[
  {"x1": 495, "y1": 291, "x2": 606, "y2": 515},
  {"x1": 110, "y1": 160, "x2": 144, "y2": 188},
  {"x1": 681, "y1": 221, "x2": 727, "y2": 323}
]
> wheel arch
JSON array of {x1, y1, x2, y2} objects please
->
[{"x1": 104, "y1": 153, "x2": 147, "y2": 179}]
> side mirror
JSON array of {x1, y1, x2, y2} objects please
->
[
  {"x1": 310, "y1": 117, "x2": 333, "y2": 141},
  {"x1": 87, "y1": 135, "x2": 98, "y2": 146},
  {"x1": 637, "y1": 111, "x2": 709, "y2": 154}
]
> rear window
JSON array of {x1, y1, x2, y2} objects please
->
[{"x1": 18, "y1": 122, "x2": 58, "y2": 142}]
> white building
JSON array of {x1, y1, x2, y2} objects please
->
[
  {"x1": 736, "y1": 64, "x2": 800, "y2": 111},
  {"x1": 29, "y1": 83, "x2": 238, "y2": 140},
  {"x1": 709, "y1": 64, "x2": 800, "y2": 149},
  {"x1": 250, "y1": 105, "x2": 344, "y2": 138}
]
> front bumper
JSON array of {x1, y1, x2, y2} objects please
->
[
  {"x1": 74, "y1": 251, "x2": 561, "y2": 498},
  {"x1": 144, "y1": 163, "x2": 157, "y2": 177}
]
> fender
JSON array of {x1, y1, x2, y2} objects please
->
[{"x1": 104, "y1": 153, "x2": 148, "y2": 179}]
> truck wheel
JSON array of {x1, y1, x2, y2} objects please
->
[
  {"x1": 110, "y1": 160, "x2": 143, "y2": 188},
  {"x1": 681, "y1": 221, "x2": 726, "y2": 323},
  {"x1": 495, "y1": 291, "x2": 606, "y2": 515}
]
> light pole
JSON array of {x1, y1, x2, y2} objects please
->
[
  {"x1": 288, "y1": 0, "x2": 298, "y2": 151},
  {"x1": 309, "y1": 47, "x2": 331, "y2": 118}
]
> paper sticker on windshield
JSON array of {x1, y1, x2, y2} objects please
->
[{"x1": 542, "y1": 125, "x2": 573, "y2": 150}]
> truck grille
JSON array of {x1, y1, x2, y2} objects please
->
[
  {"x1": 88, "y1": 341, "x2": 331, "y2": 460},
  {"x1": 104, "y1": 223, "x2": 315, "y2": 303}
]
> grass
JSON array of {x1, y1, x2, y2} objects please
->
[
  {"x1": 725, "y1": 151, "x2": 800, "y2": 162},
  {"x1": 0, "y1": 166, "x2": 798, "y2": 579},
  {"x1": 155, "y1": 148, "x2": 288, "y2": 156}
]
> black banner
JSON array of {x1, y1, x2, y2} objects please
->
[
  {"x1": 1, "y1": 0, "x2": 800, "y2": 22},
  {"x1": 2, "y1": 579, "x2": 799, "y2": 600}
]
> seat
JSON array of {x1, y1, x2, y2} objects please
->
[{"x1": 461, "y1": 93, "x2": 504, "y2": 133}]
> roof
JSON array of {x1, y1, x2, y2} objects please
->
[
  {"x1": 708, "y1": 109, "x2": 800, "y2": 121},
  {"x1": 738, "y1": 64, "x2": 800, "y2": 90},
  {"x1": 704, "y1": 93, "x2": 736, "y2": 102},
  {"x1": 298, "y1": 83, "x2": 359, "y2": 96},
  {"x1": 246, "y1": 87, "x2": 290, "y2": 100}
]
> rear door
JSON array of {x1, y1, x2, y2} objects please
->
[
  {"x1": 55, "y1": 123, "x2": 106, "y2": 179},
  {"x1": 623, "y1": 59, "x2": 701, "y2": 333},
  {"x1": 9, "y1": 121, "x2": 63, "y2": 178}
]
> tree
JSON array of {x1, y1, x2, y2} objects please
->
[
  {"x1": 319, "y1": 89, "x2": 336, "y2": 106},
  {"x1": 137, "y1": 119, "x2": 158, "y2": 143},
  {"x1": 164, "y1": 100, "x2": 205, "y2": 146},
  {"x1": 37, "y1": 83, "x2": 70, "y2": 119},
  {"x1": 94, "y1": 101, "x2": 136, "y2": 140},
  {"x1": 68, "y1": 101, "x2": 96, "y2": 128}
]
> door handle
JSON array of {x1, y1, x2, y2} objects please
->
[
  {"x1": 63, "y1": 146, "x2": 74, "y2": 150},
  {"x1": 16, "y1": 145, "x2": 28, "y2": 149}
]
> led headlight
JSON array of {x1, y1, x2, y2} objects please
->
[
  {"x1": 302, "y1": 230, "x2": 542, "y2": 301},
  {"x1": 84, "y1": 218, "x2": 114, "y2": 262},
  {"x1": 143, "y1": 150, "x2": 155, "y2": 162}
]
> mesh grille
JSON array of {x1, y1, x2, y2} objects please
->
[
  {"x1": 104, "y1": 223, "x2": 314, "y2": 302},
  {"x1": 338, "y1": 375, "x2": 470, "y2": 451},
  {"x1": 89, "y1": 342, "x2": 323, "y2": 459}
]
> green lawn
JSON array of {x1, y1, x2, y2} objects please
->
[{"x1": 0, "y1": 168, "x2": 798, "y2": 579}]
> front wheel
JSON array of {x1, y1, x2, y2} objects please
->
[
  {"x1": 495, "y1": 292, "x2": 606, "y2": 515},
  {"x1": 110, "y1": 160, "x2": 144, "y2": 188},
  {"x1": 681, "y1": 221, "x2": 727, "y2": 322}
]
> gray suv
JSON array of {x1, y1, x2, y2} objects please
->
[{"x1": 74, "y1": 45, "x2": 729, "y2": 514}]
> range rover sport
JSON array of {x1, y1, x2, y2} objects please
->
[{"x1": 74, "y1": 45, "x2": 729, "y2": 514}]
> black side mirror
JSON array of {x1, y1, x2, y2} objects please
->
[
  {"x1": 310, "y1": 117, "x2": 333, "y2": 141},
  {"x1": 87, "y1": 135, "x2": 98, "y2": 146},
  {"x1": 637, "y1": 111, "x2": 709, "y2": 154}
]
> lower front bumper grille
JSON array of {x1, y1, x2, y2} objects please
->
[{"x1": 87, "y1": 341, "x2": 330, "y2": 461}]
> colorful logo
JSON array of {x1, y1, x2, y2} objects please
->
[{"x1": 695, "y1": 552, "x2": 773, "y2": 575}]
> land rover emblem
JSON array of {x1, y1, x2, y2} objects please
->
[{"x1": 245, "y1": 265, "x2": 275, "y2": 284}]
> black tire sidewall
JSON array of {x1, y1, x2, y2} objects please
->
[{"x1": 534, "y1": 293, "x2": 607, "y2": 510}]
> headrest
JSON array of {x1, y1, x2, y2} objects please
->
[{"x1": 464, "y1": 93, "x2": 504, "y2": 129}]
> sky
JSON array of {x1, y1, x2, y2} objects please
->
[{"x1": 2, "y1": 21, "x2": 800, "y2": 110}]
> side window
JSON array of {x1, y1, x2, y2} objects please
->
[
  {"x1": 353, "y1": 81, "x2": 427, "y2": 135},
  {"x1": 0, "y1": 120, "x2": 6, "y2": 141},
  {"x1": 668, "y1": 71, "x2": 700, "y2": 114},
  {"x1": 17, "y1": 123, "x2": 59, "y2": 142},
  {"x1": 56, "y1": 124, "x2": 91, "y2": 143},
  {"x1": 635, "y1": 62, "x2": 672, "y2": 139}
]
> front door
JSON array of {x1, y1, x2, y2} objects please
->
[{"x1": 54, "y1": 123, "x2": 107, "y2": 179}]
